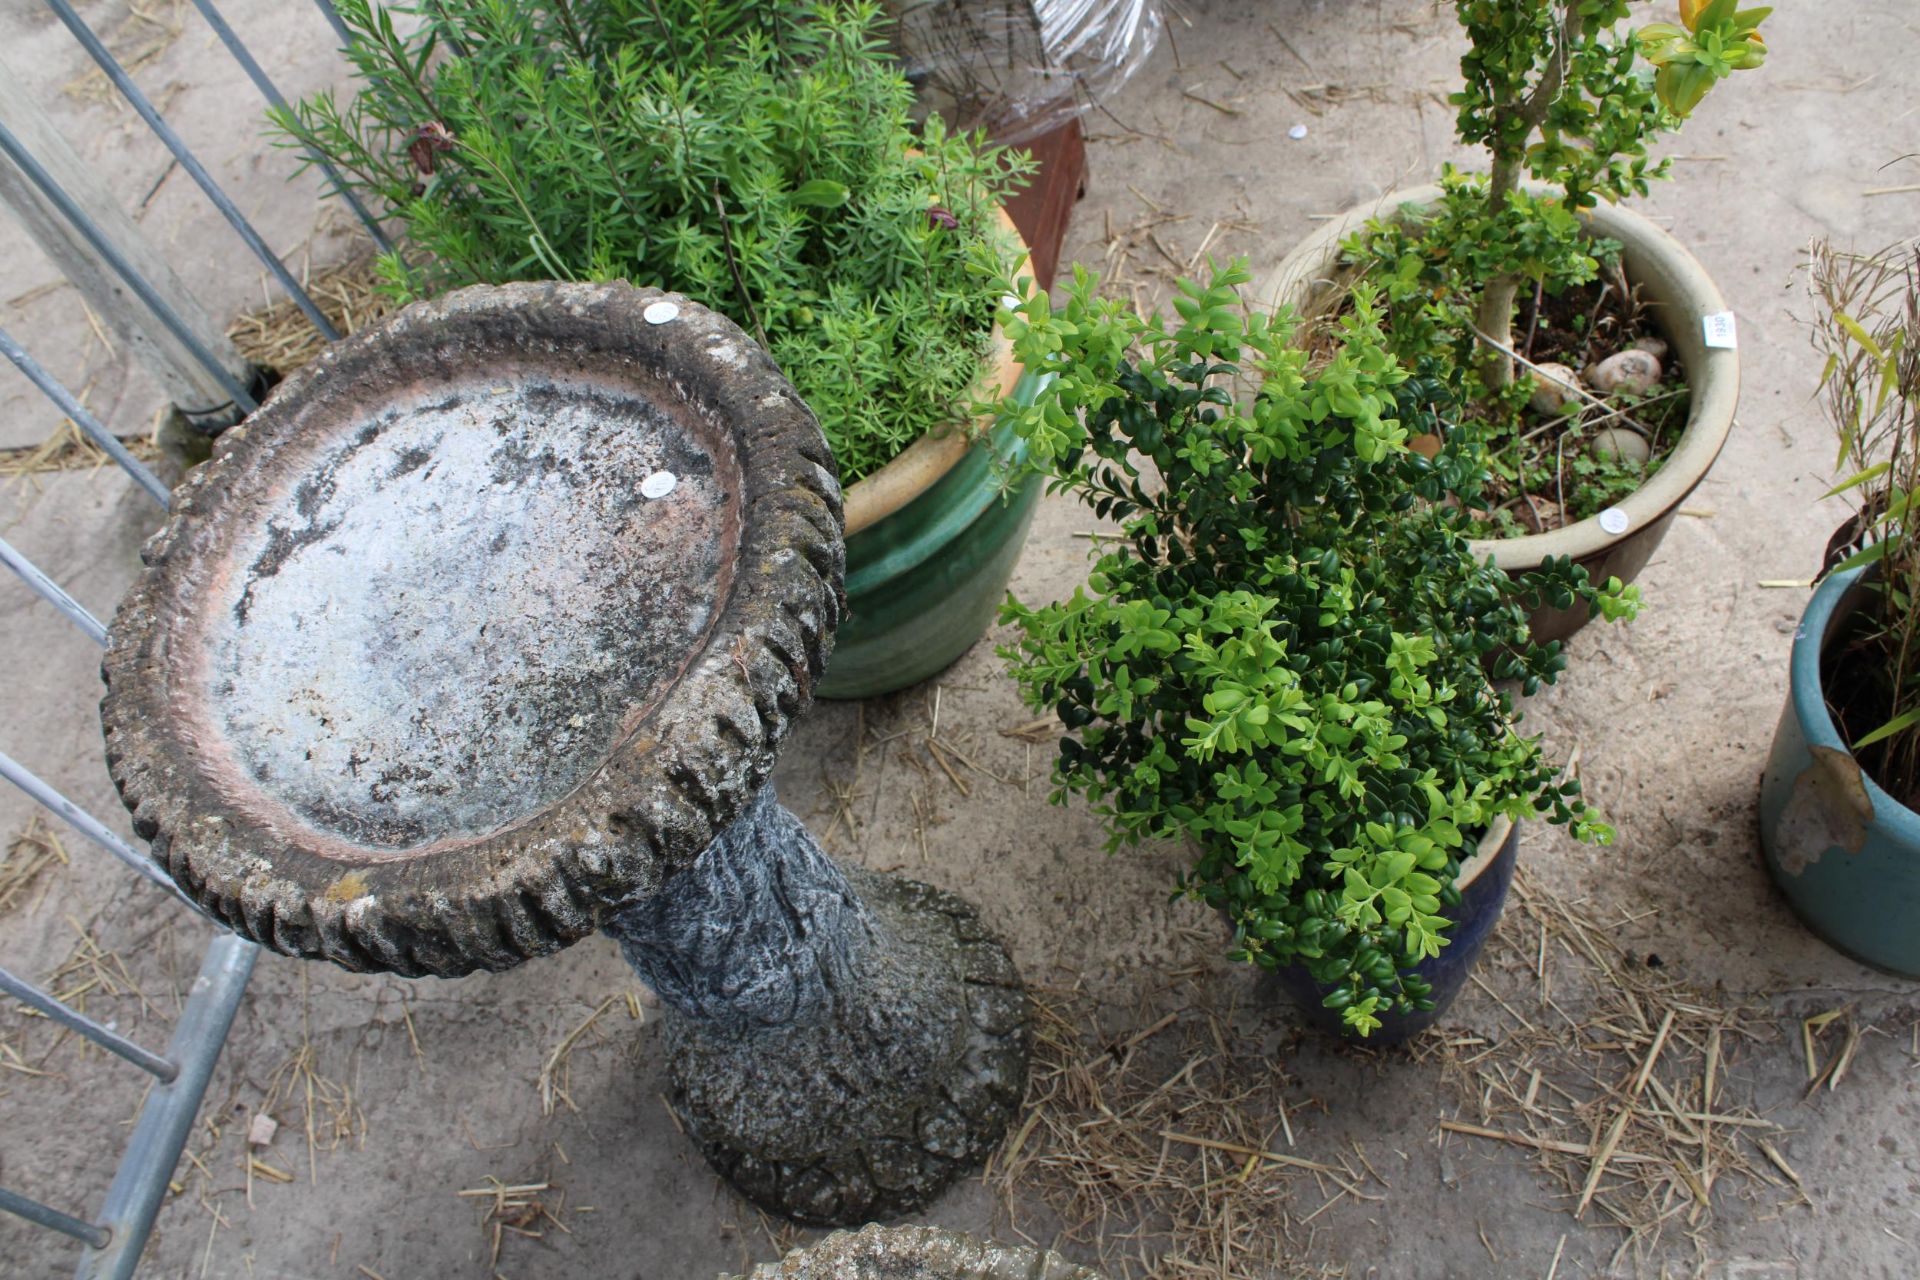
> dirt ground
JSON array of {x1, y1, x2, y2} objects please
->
[{"x1": 5, "y1": 2, "x2": 1920, "y2": 1277}]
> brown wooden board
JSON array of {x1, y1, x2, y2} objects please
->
[{"x1": 999, "y1": 117, "x2": 1087, "y2": 289}]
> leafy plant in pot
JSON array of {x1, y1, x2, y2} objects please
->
[
  {"x1": 274, "y1": 0, "x2": 1041, "y2": 698},
  {"x1": 994, "y1": 261, "x2": 1633, "y2": 1038},
  {"x1": 1760, "y1": 241, "x2": 1920, "y2": 975},
  {"x1": 1260, "y1": 0, "x2": 1768, "y2": 643}
]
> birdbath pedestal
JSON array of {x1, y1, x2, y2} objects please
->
[{"x1": 100, "y1": 283, "x2": 1029, "y2": 1226}]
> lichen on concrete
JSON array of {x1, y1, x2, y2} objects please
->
[
  {"x1": 727, "y1": 1223, "x2": 1102, "y2": 1279},
  {"x1": 203, "y1": 368, "x2": 736, "y2": 851}
]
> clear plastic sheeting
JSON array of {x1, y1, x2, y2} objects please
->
[{"x1": 887, "y1": 0, "x2": 1164, "y2": 145}]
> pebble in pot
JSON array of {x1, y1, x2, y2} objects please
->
[
  {"x1": 1528, "y1": 361, "x2": 1585, "y2": 415},
  {"x1": 1590, "y1": 347, "x2": 1663, "y2": 397},
  {"x1": 1630, "y1": 335, "x2": 1670, "y2": 360},
  {"x1": 1589, "y1": 425, "x2": 1652, "y2": 465}
]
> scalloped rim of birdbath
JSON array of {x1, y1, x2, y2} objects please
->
[{"x1": 102, "y1": 282, "x2": 844, "y2": 976}]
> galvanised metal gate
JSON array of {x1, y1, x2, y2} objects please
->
[{"x1": 0, "y1": 2, "x2": 383, "y2": 1273}]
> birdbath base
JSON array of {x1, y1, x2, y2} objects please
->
[{"x1": 606, "y1": 787, "x2": 1029, "y2": 1225}]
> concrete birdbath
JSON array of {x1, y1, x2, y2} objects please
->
[{"x1": 99, "y1": 281, "x2": 1030, "y2": 1226}]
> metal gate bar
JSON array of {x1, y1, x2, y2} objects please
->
[
  {"x1": 0, "y1": 3, "x2": 373, "y2": 1271},
  {"x1": 0, "y1": 965, "x2": 179, "y2": 1080},
  {"x1": 80, "y1": 934, "x2": 257, "y2": 1280},
  {"x1": 0, "y1": 326, "x2": 172, "y2": 507},
  {"x1": 0, "y1": 427, "x2": 260, "y2": 1276},
  {"x1": 43, "y1": 0, "x2": 342, "y2": 341},
  {"x1": 0, "y1": 1187, "x2": 111, "y2": 1249},
  {"x1": 0, "y1": 511, "x2": 261, "y2": 1280},
  {"x1": 186, "y1": 0, "x2": 394, "y2": 255},
  {"x1": 0, "y1": 118, "x2": 260, "y2": 414},
  {"x1": 0, "y1": 535, "x2": 108, "y2": 645},
  {"x1": 0, "y1": 748, "x2": 208, "y2": 912},
  {"x1": 0, "y1": 535, "x2": 261, "y2": 1279}
]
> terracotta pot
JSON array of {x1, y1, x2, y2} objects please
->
[
  {"x1": 1258, "y1": 184, "x2": 1741, "y2": 645},
  {"x1": 818, "y1": 209, "x2": 1037, "y2": 699},
  {"x1": 1264, "y1": 816, "x2": 1519, "y2": 1045},
  {"x1": 999, "y1": 115, "x2": 1089, "y2": 288}
]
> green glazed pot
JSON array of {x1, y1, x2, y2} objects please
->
[
  {"x1": 1759, "y1": 564, "x2": 1920, "y2": 975},
  {"x1": 818, "y1": 390, "x2": 1041, "y2": 700}
]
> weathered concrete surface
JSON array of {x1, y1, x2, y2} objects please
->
[
  {"x1": 202, "y1": 370, "x2": 734, "y2": 850},
  {"x1": 729, "y1": 1223, "x2": 1101, "y2": 1279},
  {"x1": 5, "y1": 1, "x2": 1920, "y2": 1278}
]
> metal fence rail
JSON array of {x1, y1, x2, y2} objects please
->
[
  {"x1": 0, "y1": 1, "x2": 370, "y2": 1273},
  {"x1": 44, "y1": 0, "x2": 341, "y2": 340}
]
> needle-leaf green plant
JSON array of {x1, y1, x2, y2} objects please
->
[
  {"x1": 993, "y1": 260, "x2": 1633, "y2": 1036},
  {"x1": 273, "y1": 0, "x2": 1030, "y2": 483}
]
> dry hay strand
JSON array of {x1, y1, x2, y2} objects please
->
[
  {"x1": 537, "y1": 991, "x2": 644, "y2": 1116},
  {"x1": 63, "y1": 0, "x2": 184, "y2": 110},
  {"x1": 1092, "y1": 199, "x2": 1259, "y2": 321},
  {"x1": 259, "y1": 1039, "x2": 364, "y2": 1182},
  {"x1": 40, "y1": 915, "x2": 153, "y2": 1020},
  {"x1": 990, "y1": 984, "x2": 1352, "y2": 1280},
  {"x1": 459, "y1": 1158, "x2": 574, "y2": 1270},
  {"x1": 1419, "y1": 866, "x2": 1796, "y2": 1271},
  {"x1": 228, "y1": 255, "x2": 396, "y2": 378},
  {"x1": 9, "y1": 917, "x2": 158, "y2": 1076},
  {"x1": 0, "y1": 416, "x2": 164, "y2": 482},
  {"x1": 258, "y1": 974, "x2": 368, "y2": 1183},
  {"x1": 0, "y1": 815, "x2": 70, "y2": 916}
]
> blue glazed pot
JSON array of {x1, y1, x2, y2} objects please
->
[
  {"x1": 1267, "y1": 817, "x2": 1520, "y2": 1045},
  {"x1": 1759, "y1": 565, "x2": 1920, "y2": 976}
]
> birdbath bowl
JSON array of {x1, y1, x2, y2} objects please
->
[{"x1": 101, "y1": 283, "x2": 1029, "y2": 1226}]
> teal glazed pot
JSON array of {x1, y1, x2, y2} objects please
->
[
  {"x1": 817, "y1": 378, "x2": 1043, "y2": 700},
  {"x1": 1760, "y1": 565, "x2": 1920, "y2": 975}
]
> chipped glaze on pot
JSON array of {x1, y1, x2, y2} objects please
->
[
  {"x1": 1760, "y1": 565, "x2": 1920, "y2": 976},
  {"x1": 1258, "y1": 183, "x2": 1741, "y2": 645}
]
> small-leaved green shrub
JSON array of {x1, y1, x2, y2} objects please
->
[
  {"x1": 275, "y1": 0, "x2": 1029, "y2": 483},
  {"x1": 1338, "y1": 1, "x2": 1768, "y2": 525},
  {"x1": 994, "y1": 260, "x2": 1634, "y2": 1036}
]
